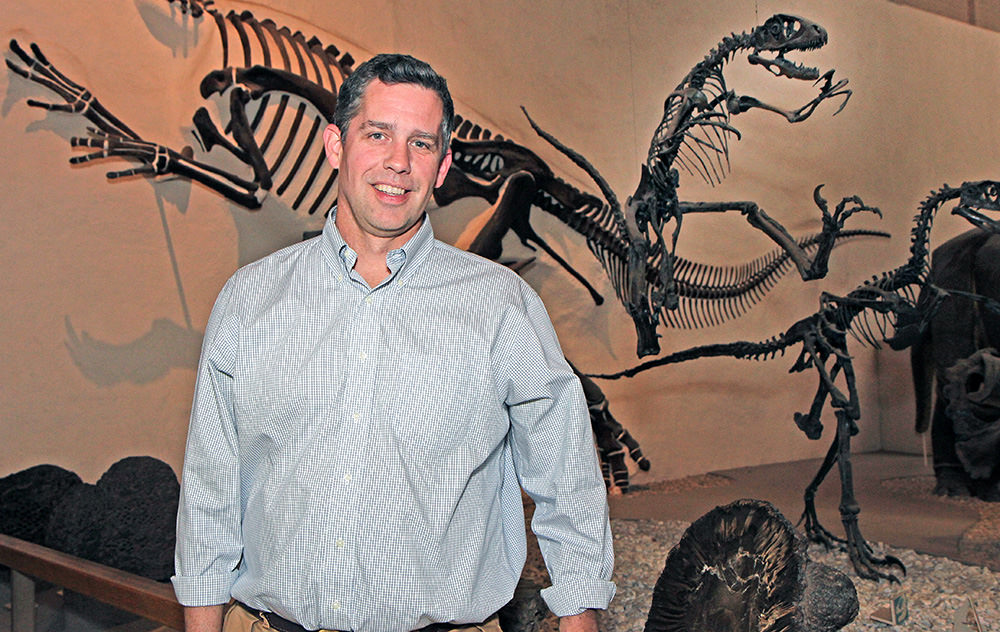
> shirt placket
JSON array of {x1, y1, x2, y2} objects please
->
[{"x1": 323, "y1": 280, "x2": 384, "y2": 627}]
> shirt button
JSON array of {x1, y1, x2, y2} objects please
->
[
  {"x1": 336, "y1": 537, "x2": 345, "y2": 548},
  {"x1": 352, "y1": 412, "x2": 360, "y2": 421},
  {"x1": 343, "y1": 473, "x2": 352, "y2": 483},
  {"x1": 333, "y1": 600, "x2": 341, "y2": 611},
  {"x1": 359, "y1": 351, "x2": 367, "y2": 360},
  {"x1": 365, "y1": 296, "x2": 372, "y2": 305}
]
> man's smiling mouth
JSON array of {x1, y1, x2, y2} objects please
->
[{"x1": 374, "y1": 183, "x2": 407, "y2": 195}]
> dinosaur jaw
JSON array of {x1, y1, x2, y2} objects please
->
[
  {"x1": 953, "y1": 180, "x2": 1000, "y2": 234},
  {"x1": 952, "y1": 206, "x2": 1000, "y2": 235},
  {"x1": 748, "y1": 53, "x2": 821, "y2": 80}
]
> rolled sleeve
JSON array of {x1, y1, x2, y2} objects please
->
[{"x1": 171, "y1": 569, "x2": 239, "y2": 606}]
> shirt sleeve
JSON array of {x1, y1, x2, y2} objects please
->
[
  {"x1": 171, "y1": 278, "x2": 244, "y2": 606},
  {"x1": 494, "y1": 283, "x2": 616, "y2": 617}
]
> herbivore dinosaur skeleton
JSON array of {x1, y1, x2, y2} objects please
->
[{"x1": 590, "y1": 180, "x2": 1000, "y2": 580}]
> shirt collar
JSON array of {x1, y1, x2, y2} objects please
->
[{"x1": 321, "y1": 207, "x2": 436, "y2": 282}]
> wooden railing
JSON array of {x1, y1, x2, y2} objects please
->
[{"x1": 0, "y1": 533, "x2": 183, "y2": 632}]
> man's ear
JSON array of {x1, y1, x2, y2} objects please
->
[
  {"x1": 434, "y1": 148, "x2": 453, "y2": 188},
  {"x1": 323, "y1": 124, "x2": 343, "y2": 169}
]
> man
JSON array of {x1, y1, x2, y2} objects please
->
[{"x1": 172, "y1": 53, "x2": 614, "y2": 632}]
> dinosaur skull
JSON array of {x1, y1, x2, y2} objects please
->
[
  {"x1": 953, "y1": 180, "x2": 1000, "y2": 234},
  {"x1": 748, "y1": 14, "x2": 828, "y2": 80}
]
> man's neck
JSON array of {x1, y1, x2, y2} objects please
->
[{"x1": 335, "y1": 212, "x2": 423, "y2": 287}]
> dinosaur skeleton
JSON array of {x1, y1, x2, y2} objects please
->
[
  {"x1": 590, "y1": 180, "x2": 1000, "y2": 580},
  {"x1": 512, "y1": 14, "x2": 882, "y2": 357}
]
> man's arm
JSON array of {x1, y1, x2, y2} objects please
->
[
  {"x1": 172, "y1": 279, "x2": 243, "y2": 611},
  {"x1": 496, "y1": 285, "x2": 616, "y2": 624},
  {"x1": 560, "y1": 609, "x2": 599, "y2": 632},
  {"x1": 184, "y1": 605, "x2": 225, "y2": 632}
]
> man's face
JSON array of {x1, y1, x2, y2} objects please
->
[{"x1": 324, "y1": 80, "x2": 452, "y2": 248}]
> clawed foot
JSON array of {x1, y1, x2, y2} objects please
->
[
  {"x1": 800, "y1": 504, "x2": 905, "y2": 582},
  {"x1": 799, "y1": 502, "x2": 846, "y2": 550},
  {"x1": 6, "y1": 40, "x2": 84, "y2": 112},
  {"x1": 594, "y1": 419, "x2": 650, "y2": 493},
  {"x1": 842, "y1": 520, "x2": 906, "y2": 583},
  {"x1": 8, "y1": 40, "x2": 139, "y2": 139}
]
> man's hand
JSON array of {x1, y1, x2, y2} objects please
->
[{"x1": 559, "y1": 609, "x2": 599, "y2": 632}]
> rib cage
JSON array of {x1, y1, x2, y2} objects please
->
[
  {"x1": 650, "y1": 38, "x2": 749, "y2": 187},
  {"x1": 206, "y1": 8, "x2": 354, "y2": 216}
]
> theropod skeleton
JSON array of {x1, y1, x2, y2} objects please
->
[
  {"x1": 437, "y1": 13, "x2": 883, "y2": 357},
  {"x1": 532, "y1": 14, "x2": 878, "y2": 357},
  {"x1": 516, "y1": 14, "x2": 881, "y2": 357},
  {"x1": 591, "y1": 180, "x2": 1000, "y2": 580}
]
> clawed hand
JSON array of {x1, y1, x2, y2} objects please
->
[
  {"x1": 789, "y1": 70, "x2": 852, "y2": 121},
  {"x1": 69, "y1": 129, "x2": 179, "y2": 179}
]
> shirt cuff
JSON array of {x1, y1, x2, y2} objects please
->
[
  {"x1": 540, "y1": 577, "x2": 616, "y2": 618},
  {"x1": 171, "y1": 569, "x2": 238, "y2": 607}
]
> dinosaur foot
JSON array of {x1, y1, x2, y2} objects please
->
[
  {"x1": 798, "y1": 505, "x2": 846, "y2": 550},
  {"x1": 843, "y1": 521, "x2": 905, "y2": 583}
]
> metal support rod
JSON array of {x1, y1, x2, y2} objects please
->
[{"x1": 11, "y1": 569, "x2": 36, "y2": 632}]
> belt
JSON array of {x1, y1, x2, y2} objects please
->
[{"x1": 236, "y1": 601, "x2": 479, "y2": 632}]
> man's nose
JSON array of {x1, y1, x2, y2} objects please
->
[{"x1": 384, "y1": 140, "x2": 411, "y2": 173}]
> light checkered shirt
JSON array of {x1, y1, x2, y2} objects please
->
[{"x1": 172, "y1": 211, "x2": 615, "y2": 632}]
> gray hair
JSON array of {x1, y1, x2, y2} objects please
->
[{"x1": 334, "y1": 53, "x2": 455, "y2": 152}]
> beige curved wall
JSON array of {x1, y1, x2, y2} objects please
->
[{"x1": 2, "y1": 0, "x2": 998, "y2": 484}]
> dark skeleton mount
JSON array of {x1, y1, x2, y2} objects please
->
[
  {"x1": 513, "y1": 14, "x2": 883, "y2": 357},
  {"x1": 591, "y1": 180, "x2": 1000, "y2": 580}
]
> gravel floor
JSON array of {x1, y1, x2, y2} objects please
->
[{"x1": 522, "y1": 474, "x2": 1000, "y2": 631}]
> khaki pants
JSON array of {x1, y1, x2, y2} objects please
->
[{"x1": 222, "y1": 602, "x2": 503, "y2": 632}]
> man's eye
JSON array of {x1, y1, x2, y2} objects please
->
[{"x1": 369, "y1": 132, "x2": 385, "y2": 140}]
